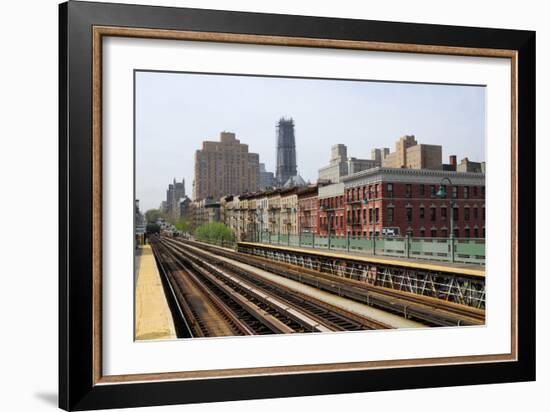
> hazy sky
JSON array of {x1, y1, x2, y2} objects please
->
[{"x1": 136, "y1": 71, "x2": 485, "y2": 211}]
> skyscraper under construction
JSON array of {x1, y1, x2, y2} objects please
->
[{"x1": 275, "y1": 117, "x2": 297, "y2": 186}]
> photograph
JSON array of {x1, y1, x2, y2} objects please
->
[
  {"x1": 54, "y1": 1, "x2": 537, "y2": 410},
  {"x1": 134, "y1": 71, "x2": 487, "y2": 340}
]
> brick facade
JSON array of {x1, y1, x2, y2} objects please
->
[
  {"x1": 218, "y1": 168, "x2": 485, "y2": 241},
  {"x1": 342, "y1": 168, "x2": 485, "y2": 238}
]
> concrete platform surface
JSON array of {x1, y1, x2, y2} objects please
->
[{"x1": 135, "y1": 245, "x2": 177, "y2": 341}]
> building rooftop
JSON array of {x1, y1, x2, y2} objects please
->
[
  {"x1": 283, "y1": 174, "x2": 307, "y2": 188},
  {"x1": 341, "y1": 166, "x2": 485, "y2": 186}
]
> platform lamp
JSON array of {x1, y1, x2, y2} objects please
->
[
  {"x1": 436, "y1": 177, "x2": 455, "y2": 263},
  {"x1": 357, "y1": 197, "x2": 369, "y2": 237},
  {"x1": 257, "y1": 206, "x2": 263, "y2": 243}
]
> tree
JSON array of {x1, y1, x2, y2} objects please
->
[
  {"x1": 193, "y1": 222, "x2": 234, "y2": 245},
  {"x1": 175, "y1": 217, "x2": 192, "y2": 233}
]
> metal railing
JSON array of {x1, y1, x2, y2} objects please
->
[{"x1": 253, "y1": 232, "x2": 485, "y2": 265}]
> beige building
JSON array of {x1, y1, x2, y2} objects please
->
[
  {"x1": 223, "y1": 195, "x2": 239, "y2": 240},
  {"x1": 406, "y1": 144, "x2": 442, "y2": 169},
  {"x1": 193, "y1": 132, "x2": 260, "y2": 201},
  {"x1": 371, "y1": 148, "x2": 390, "y2": 164},
  {"x1": 191, "y1": 199, "x2": 221, "y2": 228},
  {"x1": 457, "y1": 157, "x2": 485, "y2": 173},
  {"x1": 267, "y1": 191, "x2": 282, "y2": 236},
  {"x1": 382, "y1": 135, "x2": 442, "y2": 170},
  {"x1": 255, "y1": 194, "x2": 270, "y2": 240},
  {"x1": 318, "y1": 144, "x2": 378, "y2": 183},
  {"x1": 280, "y1": 188, "x2": 299, "y2": 236}
]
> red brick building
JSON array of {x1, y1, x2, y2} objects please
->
[
  {"x1": 341, "y1": 168, "x2": 485, "y2": 238},
  {"x1": 317, "y1": 183, "x2": 347, "y2": 237},
  {"x1": 297, "y1": 186, "x2": 320, "y2": 234}
]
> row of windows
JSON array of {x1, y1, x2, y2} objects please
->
[
  {"x1": 344, "y1": 183, "x2": 485, "y2": 201},
  {"x1": 397, "y1": 205, "x2": 485, "y2": 223},
  {"x1": 320, "y1": 208, "x2": 381, "y2": 227},
  {"x1": 318, "y1": 205, "x2": 485, "y2": 226}
]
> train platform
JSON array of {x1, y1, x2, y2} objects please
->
[
  {"x1": 135, "y1": 244, "x2": 177, "y2": 341},
  {"x1": 238, "y1": 241, "x2": 485, "y2": 277}
]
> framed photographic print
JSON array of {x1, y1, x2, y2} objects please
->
[{"x1": 59, "y1": 1, "x2": 536, "y2": 410}]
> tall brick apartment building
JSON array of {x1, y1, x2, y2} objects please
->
[{"x1": 192, "y1": 132, "x2": 260, "y2": 201}]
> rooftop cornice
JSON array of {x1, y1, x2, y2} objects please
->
[{"x1": 342, "y1": 166, "x2": 485, "y2": 182}]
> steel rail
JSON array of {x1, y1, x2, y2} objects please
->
[
  {"x1": 153, "y1": 241, "x2": 262, "y2": 337},
  {"x1": 150, "y1": 242, "x2": 194, "y2": 338},
  {"x1": 161, "y1": 240, "x2": 328, "y2": 333},
  {"x1": 163, "y1": 238, "x2": 393, "y2": 330},
  {"x1": 174, "y1": 238, "x2": 484, "y2": 327}
]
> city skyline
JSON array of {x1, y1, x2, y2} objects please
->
[{"x1": 136, "y1": 71, "x2": 485, "y2": 211}]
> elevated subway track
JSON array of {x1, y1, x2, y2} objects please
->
[
  {"x1": 174, "y1": 238, "x2": 484, "y2": 326},
  {"x1": 237, "y1": 241, "x2": 486, "y2": 310},
  {"x1": 152, "y1": 237, "x2": 395, "y2": 338}
]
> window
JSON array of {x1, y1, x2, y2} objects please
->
[
  {"x1": 473, "y1": 186, "x2": 478, "y2": 196},
  {"x1": 474, "y1": 228, "x2": 479, "y2": 238},
  {"x1": 465, "y1": 228, "x2": 470, "y2": 238},
  {"x1": 363, "y1": 187, "x2": 367, "y2": 200},
  {"x1": 481, "y1": 186, "x2": 485, "y2": 196},
  {"x1": 374, "y1": 184, "x2": 379, "y2": 198},
  {"x1": 473, "y1": 207, "x2": 478, "y2": 219},
  {"x1": 375, "y1": 208, "x2": 380, "y2": 223},
  {"x1": 419, "y1": 207, "x2": 425, "y2": 219},
  {"x1": 406, "y1": 184, "x2": 412, "y2": 198},
  {"x1": 430, "y1": 185, "x2": 436, "y2": 197},
  {"x1": 369, "y1": 208, "x2": 373, "y2": 223},
  {"x1": 454, "y1": 227, "x2": 460, "y2": 238},
  {"x1": 369, "y1": 186, "x2": 373, "y2": 199},
  {"x1": 420, "y1": 229, "x2": 425, "y2": 237},
  {"x1": 464, "y1": 207, "x2": 470, "y2": 221},
  {"x1": 453, "y1": 207, "x2": 459, "y2": 221},
  {"x1": 387, "y1": 207, "x2": 394, "y2": 223},
  {"x1": 452, "y1": 186, "x2": 458, "y2": 198},
  {"x1": 387, "y1": 183, "x2": 393, "y2": 198},
  {"x1": 431, "y1": 228, "x2": 437, "y2": 237},
  {"x1": 363, "y1": 209, "x2": 367, "y2": 223},
  {"x1": 419, "y1": 184, "x2": 425, "y2": 196},
  {"x1": 430, "y1": 207, "x2": 436, "y2": 222},
  {"x1": 406, "y1": 207, "x2": 413, "y2": 223},
  {"x1": 464, "y1": 186, "x2": 470, "y2": 199},
  {"x1": 441, "y1": 228, "x2": 448, "y2": 238},
  {"x1": 482, "y1": 207, "x2": 485, "y2": 220},
  {"x1": 441, "y1": 207, "x2": 447, "y2": 221}
]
